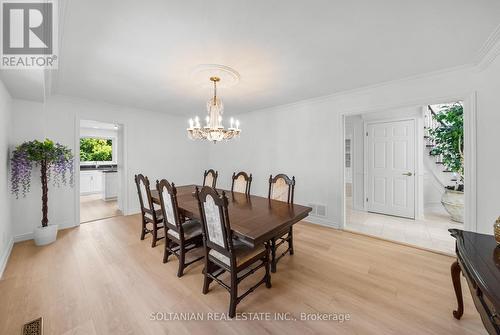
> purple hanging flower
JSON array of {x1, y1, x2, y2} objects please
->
[{"x1": 10, "y1": 139, "x2": 74, "y2": 199}]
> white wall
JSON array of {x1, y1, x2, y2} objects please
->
[
  {"x1": 0, "y1": 79, "x2": 13, "y2": 277},
  {"x1": 209, "y1": 58, "x2": 500, "y2": 234},
  {"x1": 6, "y1": 53, "x2": 500, "y2": 239},
  {"x1": 10, "y1": 95, "x2": 209, "y2": 240}
]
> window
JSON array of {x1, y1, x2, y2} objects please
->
[{"x1": 80, "y1": 137, "x2": 113, "y2": 162}]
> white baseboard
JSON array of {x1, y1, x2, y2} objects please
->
[
  {"x1": 304, "y1": 216, "x2": 339, "y2": 229},
  {"x1": 0, "y1": 237, "x2": 14, "y2": 279},
  {"x1": 14, "y1": 232, "x2": 33, "y2": 242},
  {"x1": 58, "y1": 221, "x2": 79, "y2": 230},
  {"x1": 13, "y1": 220, "x2": 78, "y2": 243}
]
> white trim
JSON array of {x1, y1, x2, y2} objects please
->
[
  {"x1": 340, "y1": 113, "x2": 346, "y2": 230},
  {"x1": 476, "y1": 23, "x2": 500, "y2": 71},
  {"x1": 14, "y1": 232, "x2": 33, "y2": 242},
  {"x1": 340, "y1": 93, "x2": 477, "y2": 232},
  {"x1": 0, "y1": 237, "x2": 14, "y2": 279},
  {"x1": 239, "y1": 64, "x2": 475, "y2": 117},
  {"x1": 304, "y1": 217, "x2": 339, "y2": 229},
  {"x1": 13, "y1": 219, "x2": 79, "y2": 244},
  {"x1": 120, "y1": 124, "x2": 129, "y2": 214},
  {"x1": 74, "y1": 115, "x2": 80, "y2": 229},
  {"x1": 75, "y1": 116, "x2": 129, "y2": 221},
  {"x1": 239, "y1": 33, "x2": 500, "y2": 118},
  {"x1": 363, "y1": 117, "x2": 418, "y2": 220},
  {"x1": 463, "y1": 92, "x2": 477, "y2": 232}
]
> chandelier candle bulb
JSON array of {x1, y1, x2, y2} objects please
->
[{"x1": 188, "y1": 118, "x2": 194, "y2": 129}]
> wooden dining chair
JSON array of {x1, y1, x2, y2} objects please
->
[
  {"x1": 203, "y1": 169, "x2": 218, "y2": 188},
  {"x1": 268, "y1": 174, "x2": 296, "y2": 272},
  {"x1": 195, "y1": 186, "x2": 271, "y2": 318},
  {"x1": 231, "y1": 171, "x2": 252, "y2": 194},
  {"x1": 134, "y1": 174, "x2": 164, "y2": 248},
  {"x1": 157, "y1": 179, "x2": 204, "y2": 277}
]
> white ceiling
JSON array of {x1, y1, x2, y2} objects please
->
[{"x1": 3, "y1": 0, "x2": 500, "y2": 115}]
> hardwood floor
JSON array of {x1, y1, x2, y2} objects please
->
[
  {"x1": 80, "y1": 194, "x2": 122, "y2": 223},
  {"x1": 0, "y1": 214, "x2": 486, "y2": 334}
]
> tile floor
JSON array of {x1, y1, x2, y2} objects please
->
[{"x1": 345, "y1": 197, "x2": 462, "y2": 255}]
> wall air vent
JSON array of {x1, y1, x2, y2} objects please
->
[
  {"x1": 307, "y1": 203, "x2": 317, "y2": 216},
  {"x1": 308, "y1": 203, "x2": 327, "y2": 217},
  {"x1": 316, "y1": 204, "x2": 327, "y2": 217}
]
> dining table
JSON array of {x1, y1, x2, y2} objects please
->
[{"x1": 150, "y1": 185, "x2": 312, "y2": 248}]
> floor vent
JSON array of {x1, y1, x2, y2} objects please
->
[{"x1": 22, "y1": 317, "x2": 43, "y2": 335}]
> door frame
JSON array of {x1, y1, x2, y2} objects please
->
[
  {"x1": 363, "y1": 117, "x2": 418, "y2": 219},
  {"x1": 73, "y1": 117, "x2": 129, "y2": 226},
  {"x1": 339, "y1": 92, "x2": 477, "y2": 232}
]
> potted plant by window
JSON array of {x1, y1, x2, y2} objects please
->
[
  {"x1": 429, "y1": 103, "x2": 464, "y2": 223},
  {"x1": 11, "y1": 139, "x2": 74, "y2": 245}
]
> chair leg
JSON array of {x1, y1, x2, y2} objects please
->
[
  {"x1": 270, "y1": 238, "x2": 277, "y2": 273},
  {"x1": 229, "y1": 271, "x2": 238, "y2": 318},
  {"x1": 177, "y1": 244, "x2": 185, "y2": 277},
  {"x1": 151, "y1": 222, "x2": 158, "y2": 248},
  {"x1": 202, "y1": 258, "x2": 213, "y2": 294},
  {"x1": 140, "y1": 218, "x2": 146, "y2": 240},
  {"x1": 163, "y1": 237, "x2": 170, "y2": 263},
  {"x1": 288, "y1": 227, "x2": 294, "y2": 255}
]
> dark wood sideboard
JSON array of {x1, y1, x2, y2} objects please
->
[{"x1": 449, "y1": 229, "x2": 500, "y2": 334}]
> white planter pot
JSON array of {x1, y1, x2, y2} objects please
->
[
  {"x1": 34, "y1": 224, "x2": 59, "y2": 246},
  {"x1": 441, "y1": 190, "x2": 464, "y2": 223}
]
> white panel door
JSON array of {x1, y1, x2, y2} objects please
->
[{"x1": 367, "y1": 119, "x2": 415, "y2": 219}]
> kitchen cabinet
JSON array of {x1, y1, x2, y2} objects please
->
[
  {"x1": 102, "y1": 171, "x2": 118, "y2": 200},
  {"x1": 80, "y1": 170, "x2": 103, "y2": 195}
]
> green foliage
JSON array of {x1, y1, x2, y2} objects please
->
[
  {"x1": 16, "y1": 139, "x2": 73, "y2": 163},
  {"x1": 80, "y1": 138, "x2": 112, "y2": 161},
  {"x1": 429, "y1": 103, "x2": 464, "y2": 181}
]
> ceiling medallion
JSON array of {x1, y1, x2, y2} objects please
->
[
  {"x1": 190, "y1": 64, "x2": 240, "y2": 88},
  {"x1": 187, "y1": 65, "x2": 241, "y2": 143}
]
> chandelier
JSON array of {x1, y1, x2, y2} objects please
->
[{"x1": 187, "y1": 76, "x2": 241, "y2": 143}]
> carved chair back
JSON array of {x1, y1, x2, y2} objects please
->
[
  {"x1": 135, "y1": 174, "x2": 154, "y2": 212},
  {"x1": 195, "y1": 187, "x2": 235, "y2": 266},
  {"x1": 203, "y1": 169, "x2": 218, "y2": 188},
  {"x1": 156, "y1": 179, "x2": 183, "y2": 234},
  {"x1": 231, "y1": 171, "x2": 252, "y2": 194},
  {"x1": 268, "y1": 174, "x2": 295, "y2": 204}
]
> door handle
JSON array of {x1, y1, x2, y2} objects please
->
[{"x1": 402, "y1": 172, "x2": 413, "y2": 176}]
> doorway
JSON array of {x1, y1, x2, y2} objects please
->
[
  {"x1": 342, "y1": 101, "x2": 470, "y2": 255},
  {"x1": 79, "y1": 120, "x2": 123, "y2": 223}
]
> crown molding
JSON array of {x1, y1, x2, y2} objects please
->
[
  {"x1": 475, "y1": 23, "x2": 500, "y2": 71},
  {"x1": 241, "y1": 24, "x2": 500, "y2": 117},
  {"x1": 241, "y1": 63, "x2": 475, "y2": 116}
]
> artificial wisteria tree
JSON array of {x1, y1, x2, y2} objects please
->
[{"x1": 11, "y1": 139, "x2": 74, "y2": 227}]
